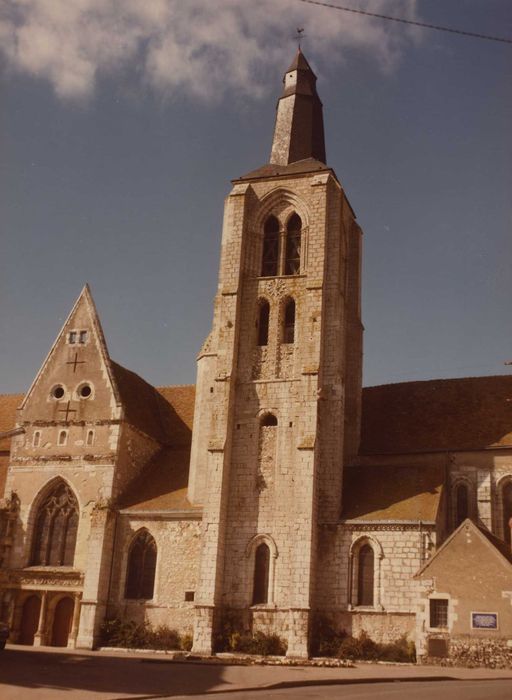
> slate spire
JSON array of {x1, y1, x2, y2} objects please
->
[{"x1": 269, "y1": 49, "x2": 326, "y2": 166}]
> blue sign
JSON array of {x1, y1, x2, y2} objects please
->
[{"x1": 471, "y1": 612, "x2": 498, "y2": 629}]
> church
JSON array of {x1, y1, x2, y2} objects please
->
[{"x1": 0, "y1": 50, "x2": 511, "y2": 662}]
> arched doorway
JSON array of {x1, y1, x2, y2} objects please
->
[
  {"x1": 51, "y1": 597, "x2": 74, "y2": 647},
  {"x1": 19, "y1": 595, "x2": 41, "y2": 645}
]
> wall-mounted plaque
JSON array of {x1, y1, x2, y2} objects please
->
[{"x1": 471, "y1": 612, "x2": 498, "y2": 629}]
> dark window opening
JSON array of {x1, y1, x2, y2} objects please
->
[
  {"x1": 52, "y1": 386, "x2": 65, "y2": 400},
  {"x1": 252, "y1": 542, "x2": 270, "y2": 604},
  {"x1": 430, "y1": 599, "x2": 448, "y2": 628},
  {"x1": 357, "y1": 544, "x2": 374, "y2": 606},
  {"x1": 284, "y1": 213, "x2": 301, "y2": 275},
  {"x1": 58, "y1": 431, "x2": 67, "y2": 446},
  {"x1": 455, "y1": 483, "x2": 469, "y2": 527},
  {"x1": 79, "y1": 331, "x2": 88, "y2": 344},
  {"x1": 261, "y1": 413, "x2": 278, "y2": 427},
  {"x1": 125, "y1": 530, "x2": 157, "y2": 600},
  {"x1": 261, "y1": 216, "x2": 279, "y2": 276},
  {"x1": 33, "y1": 431, "x2": 41, "y2": 448},
  {"x1": 283, "y1": 299, "x2": 295, "y2": 344},
  {"x1": 68, "y1": 332, "x2": 77, "y2": 344},
  {"x1": 86, "y1": 430, "x2": 94, "y2": 446},
  {"x1": 185, "y1": 591, "x2": 195, "y2": 602},
  {"x1": 257, "y1": 301, "x2": 270, "y2": 346},
  {"x1": 31, "y1": 481, "x2": 79, "y2": 566},
  {"x1": 503, "y1": 482, "x2": 512, "y2": 546}
]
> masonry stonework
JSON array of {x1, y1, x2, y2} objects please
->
[{"x1": 0, "y1": 49, "x2": 510, "y2": 664}]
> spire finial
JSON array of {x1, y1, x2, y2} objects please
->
[{"x1": 296, "y1": 27, "x2": 305, "y2": 50}]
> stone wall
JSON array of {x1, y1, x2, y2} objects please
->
[
  {"x1": 421, "y1": 636, "x2": 512, "y2": 669},
  {"x1": 107, "y1": 514, "x2": 201, "y2": 635}
]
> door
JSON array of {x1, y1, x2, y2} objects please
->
[
  {"x1": 50, "y1": 597, "x2": 74, "y2": 647},
  {"x1": 19, "y1": 595, "x2": 41, "y2": 645}
]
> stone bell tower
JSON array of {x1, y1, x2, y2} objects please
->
[{"x1": 189, "y1": 49, "x2": 363, "y2": 657}]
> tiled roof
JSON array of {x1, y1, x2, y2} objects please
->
[
  {"x1": 341, "y1": 464, "x2": 444, "y2": 522},
  {"x1": 119, "y1": 446, "x2": 200, "y2": 513},
  {"x1": 361, "y1": 375, "x2": 512, "y2": 454},
  {"x1": 0, "y1": 394, "x2": 22, "y2": 450},
  {"x1": 236, "y1": 158, "x2": 331, "y2": 181},
  {"x1": 0, "y1": 394, "x2": 23, "y2": 498},
  {"x1": 111, "y1": 363, "x2": 194, "y2": 445}
]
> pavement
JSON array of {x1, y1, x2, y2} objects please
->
[{"x1": 0, "y1": 644, "x2": 511, "y2": 699}]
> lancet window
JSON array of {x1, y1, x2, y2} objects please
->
[
  {"x1": 125, "y1": 529, "x2": 157, "y2": 600},
  {"x1": 502, "y1": 481, "x2": 512, "y2": 545},
  {"x1": 282, "y1": 299, "x2": 295, "y2": 344},
  {"x1": 260, "y1": 212, "x2": 302, "y2": 276},
  {"x1": 31, "y1": 481, "x2": 79, "y2": 566},
  {"x1": 357, "y1": 544, "x2": 374, "y2": 606},
  {"x1": 257, "y1": 301, "x2": 270, "y2": 346},
  {"x1": 284, "y1": 214, "x2": 302, "y2": 275},
  {"x1": 261, "y1": 216, "x2": 279, "y2": 276},
  {"x1": 252, "y1": 542, "x2": 270, "y2": 604},
  {"x1": 454, "y1": 483, "x2": 469, "y2": 527}
]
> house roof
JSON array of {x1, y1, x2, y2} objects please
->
[
  {"x1": 416, "y1": 518, "x2": 512, "y2": 577},
  {"x1": 236, "y1": 158, "x2": 331, "y2": 182},
  {"x1": 342, "y1": 464, "x2": 444, "y2": 522},
  {"x1": 118, "y1": 445, "x2": 200, "y2": 513},
  {"x1": 361, "y1": 375, "x2": 512, "y2": 454},
  {"x1": 110, "y1": 362, "x2": 194, "y2": 445}
]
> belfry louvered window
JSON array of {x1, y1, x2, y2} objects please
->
[
  {"x1": 261, "y1": 216, "x2": 279, "y2": 276},
  {"x1": 31, "y1": 481, "x2": 79, "y2": 566},
  {"x1": 284, "y1": 213, "x2": 301, "y2": 275},
  {"x1": 357, "y1": 544, "x2": 374, "y2": 606},
  {"x1": 252, "y1": 542, "x2": 270, "y2": 604},
  {"x1": 125, "y1": 530, "x2": 157, "y2": 600}
]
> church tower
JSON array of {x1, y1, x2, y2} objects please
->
[{"x1": 189, "y1": 50, "x2": 363, "y2": 656}]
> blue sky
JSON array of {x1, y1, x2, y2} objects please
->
[{"x1": 1, "y1": 0, "x2": 511, "y2": 393}]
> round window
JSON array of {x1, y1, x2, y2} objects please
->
[
  {"x1": 51, "y1": 385, "x2": 65, "y2": 400},
  {"x1": 78, "y1": 384, "x2": 92, "y2": 399}
]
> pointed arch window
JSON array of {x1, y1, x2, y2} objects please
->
[
  {"x1": 502, "y1": 481, "x2": 512, "y2": 546},
  {"x1": 252, "y1": 542, "x2": 270, "y2": 604},
  {"x1": 357, "y1": 544, "x2": 374, "y2": 606},
  {"x1": 31, "y1": 481, "x2": 79, "y2": 566},
  {"x1": 257, "y1": 301, "x2": 270, "y2": 346},
  {"x1": 283, "y1": 299, "x2": 295, "y2": 344},
  {"x1": 285, "y1": 213, "x2": 301, "y2": 275},
  {"x1": 125, "y1": 530, "x2": 157, "y2": 600},
  {"x1": 455, "y1": 483, "x2": 469, "y2": 527},
  {"x1": 261, "y1": 216, "x2": 279, "y2": 276}
]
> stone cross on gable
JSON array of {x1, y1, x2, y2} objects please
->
[
  {"x1": 58, "y1": 401, "x2": 77, "y2": 422},
  {"x1": 66, "y1": 352, "x2": 86, "y2": 373}
]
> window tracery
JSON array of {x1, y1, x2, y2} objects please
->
[
  {"x1": 31, "y1": 481, "x2": 79, "y2": 566},
  {"x1": 125, "y1": 529, "x2": 157, "y2": 600}
]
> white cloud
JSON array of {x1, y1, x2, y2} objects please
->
[{"x1": 0, "y1": 0, "x2": 420, "y2": 101}]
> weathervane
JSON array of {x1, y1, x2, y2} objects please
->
[{"x1": 296, "y1": 27, "x2": 305, "y2": 49}]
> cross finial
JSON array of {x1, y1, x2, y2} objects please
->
[{"x1": 296, "y1": 27, "x2": 305, "y2": 49}]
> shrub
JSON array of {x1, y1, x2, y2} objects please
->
[
  {"x1": 310, "y1": 617, "x2": 415, "y2": 663},
  {"x1": 310, "y1": 616, "x2": 347, "y2": 657},
  {"x1": 100, "y1": 618, "x2": 190, "y2": 652},
  {"x1": 215, "y1": 612, "x2": 287, "y2": 656}
]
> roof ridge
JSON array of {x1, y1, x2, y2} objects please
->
[{"x1": 364, "y1": 374, "x2": 512, "y2": 390}]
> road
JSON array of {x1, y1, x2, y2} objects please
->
[{"x1": 0, "y1": 645, "x2": 510, "y2": 699}]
